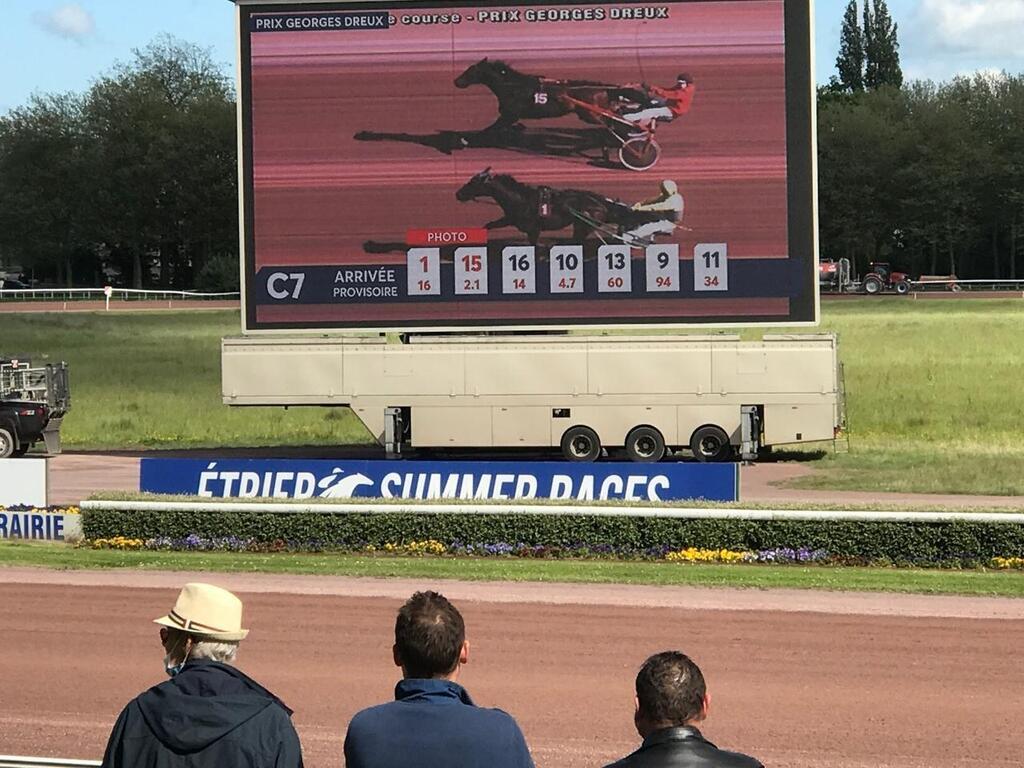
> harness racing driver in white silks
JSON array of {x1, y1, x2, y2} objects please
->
[{"x1": 624, "y1": 179, "x2": 684, "y2": 245}]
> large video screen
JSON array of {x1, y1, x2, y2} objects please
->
[{"x1": 238, "y1": 0, "x2": 816, "y2": 331}]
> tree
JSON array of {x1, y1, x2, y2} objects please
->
[
  {"x1": 835, "y1": 1, "x2": 865, "y2": 92},
  {"x1": 0, "y1": 36, "x2": 237, "y2": 289},
  {"x1": 835, "y1": 1, "x2": 903, "y2": 92},
  {"x1": 865, "y1": 0, "x2": 903, "y2": 89},
  {"x1": 0, "y1": 93, "x2": 93, "y2": 286},
  {"x1": 817, "y1": 87, "x2": 917, "y2": 273},
  {"x1": 83, "y1": 36, "x2": 237, "y2": 288}
]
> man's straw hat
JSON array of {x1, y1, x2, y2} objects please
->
[{"x1": 153, "y1": 583, "x2": 249, "y2": 641}]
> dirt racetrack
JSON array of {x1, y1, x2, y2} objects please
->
[{"x1": 1, "y1": 569, "x2": 1022, "y2": 767}]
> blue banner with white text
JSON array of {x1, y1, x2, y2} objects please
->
[{"x1": 140, "y1": 459, "x2": 738, "y2": 503}]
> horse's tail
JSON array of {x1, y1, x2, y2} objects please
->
[{"x1": 363, "y1": 240, "x2": 407, "y2": 253}]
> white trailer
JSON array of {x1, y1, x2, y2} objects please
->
[{"x1": 222, "y1": 333, "x2": 842, "y2": 462}]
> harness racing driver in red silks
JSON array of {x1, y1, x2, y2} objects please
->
[{"x1": 617, "y1": 73, "x2": 696, "y2": 130}]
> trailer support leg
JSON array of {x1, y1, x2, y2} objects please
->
[
  {"x1": 384, "y1": 407, "x2": 404, "y2": 458},
  {"x1": 740, "y1": 405, "x2": 762, "y2": 463}
]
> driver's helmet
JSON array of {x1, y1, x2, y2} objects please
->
[
  {"x1": 660, "y1": 180, "x2": 679, "y2": 196},
  {"x1": 676, "y1": 73, "x2": 694, "y2": 87}
]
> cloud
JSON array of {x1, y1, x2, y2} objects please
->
[
  {"x1": 916, "y1": 0, "x2": 1024, "y2": 57},
  {"x1": 32, "y1": 3, "x2": 96, "y2": 43}
]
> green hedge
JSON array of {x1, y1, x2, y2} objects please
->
[{"x1": 82, "y1": 509, "x2": 1024, "y2": 566}]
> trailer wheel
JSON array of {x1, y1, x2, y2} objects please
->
[
  {"x1": 895, "y1": 280, "x2": 911, "y2": 295},
  {"x1": 690, "y1": 426, "x2": 733, "y2": 463},
  {"x1": 561, "y1": 426, "x2": 602, "y2": 462},
  {"x1": 12, "y1": 443, "x2": 29, "y2": 457},
  {"x1": 864, "y1": 276, "x2": 883, "y2": 295},
  {"x1": 625, "y1": 426, "x2": 666, "y2": 463},
  {"x1": 0, "y1": 427, "x2": 15, "y2": 459}
]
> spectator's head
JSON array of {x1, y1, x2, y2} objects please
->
[
  {"x1": 393, "y1": 591, "x2": 468, "y2": 680},
  {"x1": 154, "y1": 583, "x2": 249, "y2": 676},
  {"x1": 633, "y1": 651, "x2": 709, "y2": 737}
]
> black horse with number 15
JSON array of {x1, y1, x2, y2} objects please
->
[{"x1": 454, "y1": 58, "x2": 623, "y2": 133}]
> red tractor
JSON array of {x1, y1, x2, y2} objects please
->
[{"x1": 862, "y1": 262, "x2": 912, "y2": 295}]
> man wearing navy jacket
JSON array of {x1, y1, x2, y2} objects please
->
[
  {"x1": 101, "y1": 582, "x2": 303, "y2": 768},
  {"x1": 344, "y1": 590, "x2": 534, "y2": 768}
]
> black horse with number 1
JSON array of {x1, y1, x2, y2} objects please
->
[{"x1": 455, "y1": 168, "x2": 662, "y2": 245}]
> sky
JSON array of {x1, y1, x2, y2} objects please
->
[{"x1": 1, "y1": 0, "x2": 1023, "y2": 113}]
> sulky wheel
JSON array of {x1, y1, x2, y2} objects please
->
[
  {"x1": 561, "y1": 425, "x2": 602, "y2": 462},
  {"x1": 625, "y1": 425, "x2": 666, "y2": 463},
  {"x1": 619, "y1": 137, "x2": 661, "y2": 171}
]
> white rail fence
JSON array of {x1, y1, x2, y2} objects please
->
[
  {"x1": 910, "y1": 278, "x2": 1024, "y2": 292},
  {"x1": 0, "y1": 288, "x2": 239, "y2": 306},
  {"x1": 0, "y1": 758, "x2": 99, "y2": 768}
]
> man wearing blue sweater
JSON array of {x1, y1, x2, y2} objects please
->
[{"x1": 344, "y1": 590, "x2": 535, "y2": 768}]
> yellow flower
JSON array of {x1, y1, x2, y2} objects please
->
[
  {"x1": 378, "y1": 540, "x2": 447, "y2": 556},
  {"x1": 665, "y1": 547, "x2": 752, "y2": 564},
  {"x1": 991, "y1": 556, "x2": 1024, "y2": 570},
  {"x1": 89, "y1": 536, "x2": 143, "y2": 550}
]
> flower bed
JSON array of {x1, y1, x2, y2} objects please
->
[
  {"x1": 73, "y1": 533, "x2": 1024, "y2": 570},
  {"x1": 664, "y1": 547, "x2": 830, "y2": 564}
]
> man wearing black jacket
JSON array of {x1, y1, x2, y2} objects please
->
[
  {"x1": 605, "y1": 651, "x2": 762, "y2": 768},
  {"x1": 101, "y1": 582, "x2": 303, "y2": 768}
]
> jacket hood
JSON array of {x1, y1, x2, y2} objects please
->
[{"x1": 136, "y1": 660, "x2": 289, "y2": 753}]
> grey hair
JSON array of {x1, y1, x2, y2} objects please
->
[
  {"x1": 164, "y1": 627, "x2": 239, "y2": 664},
  {"x1": 188, "y1": 639, "x2": 239, "y2": 663}
]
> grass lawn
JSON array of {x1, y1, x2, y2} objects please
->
[
  {"x1": 4, "y1": 311, "x2": 372, "y2": 449},
  {"x1": 3, "y1": 540, "x2": 1024, "y2": 596},
  {"x1": 766, "y1": 299, "x2": 1024, "y2": 495},
  {"x1": 6, "y1": 298, "x2": 1024, "y2": 495}
]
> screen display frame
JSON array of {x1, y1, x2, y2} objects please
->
[{"x1": 235, "y1": 0, "x2": 819, "y2": 333}]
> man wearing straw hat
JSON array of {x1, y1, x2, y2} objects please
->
[{"x1": 100, "y1": 582, "x2": 304, "y2": 768}]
